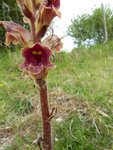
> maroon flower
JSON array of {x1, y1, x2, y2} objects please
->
[
  {"x1": 36, "y1": 0, "x2": 61, "y2": 38},
  {"x1": 20, "y1": 42, "x2": 54, "y2": 79},
  {"x1": 42, "y1": 0, "x2": 60, "y2": 8},
  {"x1": 42, "y1": 34, "x2": 63, "y2": 52},
  {"x1": 41, "y1": 0, "x2": 61, "y2": 23},
  {"x1": 0, "y1": 21, "x2": 33, "y2": 47},
  {"x1": 16, "y1": 0, "x2": 34, "y2": 20},
  {"x1": 53, "y1": 0, "x2": 60, "y2": 9}
]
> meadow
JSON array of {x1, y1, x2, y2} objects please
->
[{"x1": 0, "y1": 42, "x2": 113, "y2": 150}]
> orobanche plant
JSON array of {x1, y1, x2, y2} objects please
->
[{"x1": 0, "y1": 0, "x2": 63, "y2": 149}]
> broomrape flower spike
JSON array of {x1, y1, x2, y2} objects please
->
[{"x1": 0, "y1": 0, "x2": 63, "y2": 150}]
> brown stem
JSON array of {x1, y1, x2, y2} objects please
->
[
  {"x1": 30, "y1": 20, "x2": 37, "y2": 43},
  {"x1": 36, "y1": 79, "x2": 52, "y2": 150}
]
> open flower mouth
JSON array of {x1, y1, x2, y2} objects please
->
[
  {"x1": 32, "y1": 50, "x2": 42, "y2": 55},
  {"x1": 19, "y1": 42, "x2": 54, "y2": 78}
]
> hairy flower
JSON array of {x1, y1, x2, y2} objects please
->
[
  {"x1": 0, "y1": 21, "x2": 33, "y2": 47},
  {"x1": 42, "y1": 35, "x2": 63, "y2": 52},
  {"x1": 16, "y1": 0, "x2": 34, "y2": 20},
  {"x1": 20, "y1": 42, "x2": 54, "y2": 79},
  {"x1": 36, "y1": 0, "x2": 61, "y2": 38}
]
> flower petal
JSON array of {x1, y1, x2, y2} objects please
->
[
  {"x1": 5, "y1": 32, "x2": 18, "y2": 46},
  {"x1": 0, "y1": 21, "x2": 33, "y2": 47},
  {"x1": 16, "y1": 0, "x2": 34, "y2": 20},
  {"x1": 39, "y1": 5, "x2": 61, "y2": 25},
  {"x1": 29, "y1": 65, "x2": 48, "y2": 79},
  {"x1": 33, "y1": 0, "x2": 42, "y2": 9},
  {"x1": 42, "y1": 35, "x2": 63, "y2": 52},
  {"x1": 41, "y1": 46, "x2": 54, "y2": 67},
  {"x1": 20, "y1": 42, "x2": 54, "y2": 79},
  {"x1": 52, "y1": 0, "x2": 60, "y2": 8},
  {"x1": 42, "y1": 0, "x2": 60, "y2": 8},
  {"x1": 28, "y1": 63, "x2": 43, "y2": 75},
  {"x1": 35, "y1": 2, "x2": 61, "y2": 38}
]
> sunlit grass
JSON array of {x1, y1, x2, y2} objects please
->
[{"x1": 0, "y1": 42, "x2": 113, "y2": 149}]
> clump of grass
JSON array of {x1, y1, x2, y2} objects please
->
[{"x1": 1, "y1": 42, "x2": 113, "y2": 149}]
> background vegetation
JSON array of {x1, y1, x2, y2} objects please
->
[
  {"x1": 1, "y1": 42, "x2": 113, "y2": 149},
  {"x1": 68, "y1": 6, "x2": 113, "y2": 47},
  {"x1": 0, "y1": 0, "x2": 22, "y2": 46}
]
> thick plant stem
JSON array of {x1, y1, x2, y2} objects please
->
[
  {"x1": 30, "y1": 20, "x2": 37, "y2": 43},
  {"x1": 37, "y1": 79, "x2": 52, "y2": 150}
]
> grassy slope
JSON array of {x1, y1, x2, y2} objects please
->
[{"x1": 0, "y1": 42, "x2": 113, "y2": 150}]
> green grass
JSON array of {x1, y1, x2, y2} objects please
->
[{"x1": 1, "y1": 42, "x2": 113, "y2": 149}]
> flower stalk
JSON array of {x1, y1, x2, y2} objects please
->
[
  {"x1": 30, "y1": 20, "x2": 37, "y2": 43},
  {"x1": 37, "y1": 79, "x2": 52, "y2": 150},
  {"x1": 0, "y1": 0, "x2": 63, "y2": 149}
]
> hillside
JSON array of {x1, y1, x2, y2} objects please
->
[{"x1": 0, "y1": 42, "x2": 113, "y2": 150}]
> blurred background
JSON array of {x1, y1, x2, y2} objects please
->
[{"x1": 0, "y1": 0, "x2": 113, "y2": 51}]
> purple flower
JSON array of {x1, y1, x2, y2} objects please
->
[
  {"x1": 0, "y1": 21, "x2": 33, "y2": 47},
  {"x1": 20, "y1": 42, "x2": 54, "y2": 79},
  {"x1": 36, "y1": 0, "x2": 61, "y2": 38},
  {"x1": 42, "y1": 35, "x2": 63, "y2": 52},
  {"x1": 16, "y1": 0, "x2": 35, "y2": 20}
]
